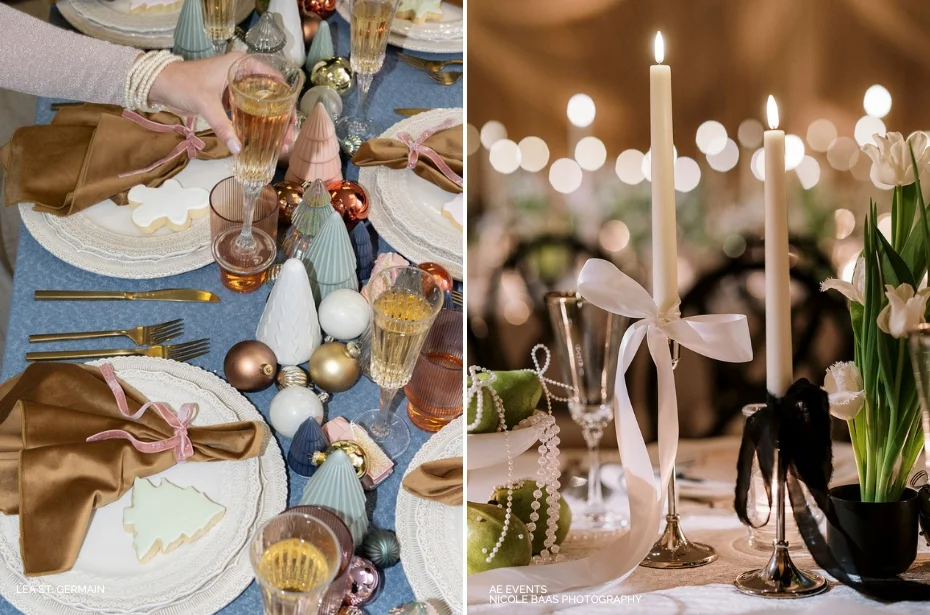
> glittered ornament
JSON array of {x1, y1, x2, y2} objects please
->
[
  {"x1": 417, "y1": 262, "x2": 453, "y2": 292},
  {"x1": 338, "y1": 607, "x2": 366, "y2": 615},
  {"x1": 270, "y1": 386, "x2": 325, "y2": 438},
  {"x1": 309, "y1": 341, "x2": 361, "y2": 392},
  {"x1": 388, "y1": 602, "x2": 438, "y2": 615},
  {"x1": 287, "y1": 417, "x2": 328, "y2": 475},
  {"x1": 344, "y1": 556, "x2": 381, "y2": 606},
  {"x1": 276, "y1": 365, "x2": 309, "y2": 389},
  {"x1": 301, "y1": 0, "x2": 336, "y2": 18},
  {"x1": 311, "y1": 57, "x2": 354, "y2": 97},
  {"x1": 274, "y1": 181, "x2": 304, "y2": 226},
  {"x1": 224, "y1": 341, "x2": 277, "y2": 391},
  {"x1": 282, "y1": 179, "x2": 336, "y2": 262},
  {"x1": 340, "y1": 134, "x2": 363, "y2": 156},
  {"x1": 361, "y1": 529, "x2": 400, "y2": 568},
  {"x1": 326, "y1": 179, "x2": 369, "y2": 231},
  {"x1": 299, "y1": 10, "x2": 321, "y2": 46},
  {"x1": 312, "y1": 440, "x2": 369, "y2": 478}
]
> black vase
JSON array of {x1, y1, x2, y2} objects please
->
[{"x1": 826, "y1": 484, "x2": 919, "y2": 578}]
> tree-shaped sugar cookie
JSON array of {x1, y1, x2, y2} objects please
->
[
  {"x1": 127, "y1": 179, "x2": 210, "y2": 234},
  {"x1": 123, "y1": 477, "x2": 226, "y2": 563}
]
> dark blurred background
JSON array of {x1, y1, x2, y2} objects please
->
[{"x1": 465, "y1": 0, "x2": 930, "y2": 447}]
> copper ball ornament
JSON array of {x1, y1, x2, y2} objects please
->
[
  {"x1": 224, "y1": 341, "x2": 277, "y2": 392},
  {"x1": 344, "y1": 556, "x2": 381, "y2": 606},
  {"x1": 327, "y1": 179, "x2": 370, "y2": 231},
  {"x1": 301, "y1": 0, "x2": 336, "y2": 18},
  {"x1": 338, "y1": 607, "x2": 366, "y2": 615},
  {"x1": 311, "y1": 440, "x2": 369, "y2": 478},
  {"x1": 311, "y1": 57, "x2": 354, "y2": 97},
  {"x1": 417, "y1": 262, "x2": 453, "y2": 292},
  {"x1": 274, "y1": 181, "x2": 304, "y2": 225},
  {"x1": 309, "y1": 341, "x2": 361, "y2": 393},
  {"x1": 299, "y1": 10, "x2": 322, "y2": 46}
]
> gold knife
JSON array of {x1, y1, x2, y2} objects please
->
[
  {"x1": 34, "y1": 289, "x2": 220, "y2": 303},
  {"x1": 395, "y1": 108, "x2": 432, "y2": 117}
]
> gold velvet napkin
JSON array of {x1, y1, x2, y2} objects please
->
[
  {"x1": 352, "y1": 123, "x2": 463, "y2": 194},
  {"x1": 0, "y1": 104, "x2": 229, "y2": 216},
  {"x1": 0, "y1": 362, "x2": 266, "y2": 576},
  {"x1": 401, "y1": 457, "x2": 463, "y2": 506}
]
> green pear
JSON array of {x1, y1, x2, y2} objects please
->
[
  {"x1": 466, "y1": 371, "x2": 542, "y2": 434},
  {"x1": 491, "y1": 479, "x2": 572, "y2": 555},
  {"x1": 466, "y1": 502, "x2": 532, "y2": 574}
]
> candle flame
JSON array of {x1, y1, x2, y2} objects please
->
[
  {"x1": 766, "y1": 95, "x2": 779, "y2": 130},
  {"x1": 654, "y1": 32, "x2": 665, "y2": 64}
]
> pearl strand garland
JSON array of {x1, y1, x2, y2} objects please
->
[{"x1": 123, "y1": 50, "x2": 182, "y2": 113}]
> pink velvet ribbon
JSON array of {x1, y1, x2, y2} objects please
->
[
  {"x1": 396, "y1": 118, "x2": 464, "y2": 189},
  {"x1": 85, "y1": 363, "x2": 196, "y2": 463},
  {"x1": 117, "y1": 110, "x2": 206, "y2": 179}
]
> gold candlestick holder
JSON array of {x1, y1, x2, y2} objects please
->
[
  {"x1": 734, "y1": 443, "x2": 827, "y2": 597},
  {"x1": 640, "y1": 341, "x2": 718, "y2": 569}
]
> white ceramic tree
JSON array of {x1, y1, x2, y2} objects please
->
[{"x1": 256, "y1": 258, "x2": 322, "y2": 365}]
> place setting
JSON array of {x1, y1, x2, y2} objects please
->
[{"x1": 0, "y1": 0, "x2": 461, "y2": 613}]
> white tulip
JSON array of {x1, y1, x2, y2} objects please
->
[
  {"x1": 821, "y1": 256, "x2": 865, "y2": 304},
  {"x1": 824, "y1": 361, "x2": 865, "y2": 421},
  {"x1": 877, "y1": 283, "x2": 930, "y2": 338},
  {"x1": 861, "y1": 131, "x2": 930, "y2": 187}
]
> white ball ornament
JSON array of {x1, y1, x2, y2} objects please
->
[
  {"x1": 269, "y1": 386, "x2": 324, "y2": 439},
  {"x1": 318, "y1": 289, "x2": 371, "y2": 340}
]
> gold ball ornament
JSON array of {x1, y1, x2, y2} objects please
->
[
  {"x1": 311, "y1": 440, "x2": 369, "y2": 477},
  {"x1": 273, "y1": 181, "x2": 304, "y2": 226},
  {"x1": 308, "y1": 341, "x2": 361, "y2": 392},
  {"x1": 310, "y1": 57, "x2": 354, "y2": 97},
  {"x1": 224, "y1": 341, "x2": 277, "y2": 392},
  {"x1": 276, "y1": 365, "x2": 309, "y2": 390}
]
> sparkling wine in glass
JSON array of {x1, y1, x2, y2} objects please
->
[
  {"x1": 353, "y1": 267, "x2": 444, "y2": 458},
  {"x1": 545, "y1": 291, "x2": 627, "y2": 531},
  {"x1": 202, "y1": 0, "x2": 236, "y2": 55},
  {"x1": 335, "y1": 0, "x2": 401, "y2": 151},
  {"x1": 214, "y1": 54, "x2": 303, "y2": 290}
]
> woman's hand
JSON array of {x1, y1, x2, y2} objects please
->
[{"x1": 148, "y1": 51, "x2": 297, "y2": 155}]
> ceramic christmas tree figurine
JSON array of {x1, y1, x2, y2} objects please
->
[
  {"x1": 298, "y1": 449, "x2": 368, "y2": 545},
  {"x1": 173, "y1": 0, "x2": 214, "y2": 60},
  {"x1": 282, "y1": 179, "x2": 336, "y2": 261},
  {"x1": 305, "y1": 212, "x2": 359, "y2": 304},
  {"x1": 256, "y1": 258, "x2": 322, "y2": 365},
  {"x1": 268, "y1": 0, "x2": 306, "y2": 65},
  {"x1": 285, "y1": 102, "x2": 343, "y2": 185},
  {"x1": 304, "y1": 19, "x2": 334, "y2": 73},
  {"x1": 288, "y1": 417, "x2": 328, "y2": 476}
]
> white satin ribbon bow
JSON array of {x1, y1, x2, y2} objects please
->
[{"x1": 578, "y1": 258, "x2": 753, "y2": 501}]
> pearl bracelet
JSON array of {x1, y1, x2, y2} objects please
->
[{"x1": 123, "y1": 50, "x2": 182, "y2": 113}]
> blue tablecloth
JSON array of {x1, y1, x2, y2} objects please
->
[{"x1": 0, "y1": 9, "x2": 461, "y2": 614}]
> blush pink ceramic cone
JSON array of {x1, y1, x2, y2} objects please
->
[{"x1": 286, "y1": 102, "x2": 343, "y2": 185}]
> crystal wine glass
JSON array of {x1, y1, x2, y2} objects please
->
[
  {"x1": 545, "y1": 291, "x2": 627, "y2": 531},
  {"x1": 202, "y1": 0, "x2": 237, "y2": 55},
  {"x1": 353, "y1": 266, "x2": 444, "y2": 458},
  {"x1": 335, "y1": 0, "x2": 402, "y2": 151},
  {"x1": 213, "y1": 54, "x2": 304, "y2": 290}
]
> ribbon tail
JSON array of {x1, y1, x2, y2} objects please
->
[
  {"x1": 646, "y1": 327, "x2": 678, "y2": 506},
  {"x1": 734, "y1": 401, "x2": 776, "y2": 528}
]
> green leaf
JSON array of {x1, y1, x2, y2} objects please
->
[
  {"x1": 896, "y1": 184, "x2": 918, "y2": 251},
  {"x1": 876, "y1": 229, "x2": 916, "y2": 288}
]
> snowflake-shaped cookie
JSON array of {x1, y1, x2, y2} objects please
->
[{"x1": 127, "y1": 179, "x2": 210, "y2": 234}]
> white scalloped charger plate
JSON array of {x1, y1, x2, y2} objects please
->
[
  {"x1": 20, "y1": 158, "x2": 231, "y2": 279},
  {"x1": 58, "y1": 0, "x2": 253, "y2": 49},
  {"x1": 396, "y1": 417, "x2": 462, "y2": 615},
  {"x1": 362, "y1": 108, "x2": 463, "y2": 279},
  {"x1": 337, "y1": 0, "x2": 463, "y2": 51},
  {"x1": 0, "y1": 357, "x2": 287, "y2": 615}
]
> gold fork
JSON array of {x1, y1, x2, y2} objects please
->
[
  {"x1": 398, "y1": 53, "x2": 463, "y2": 85},
  {"x1": 427, "y1": 70, "x2": 462, "y2": 86},
  {"x1": 26, "y1": 339, "x2": 210, "y2": 362},
  {"x1": 29, "y1": 319, "x2": 184, "y2": 346}
]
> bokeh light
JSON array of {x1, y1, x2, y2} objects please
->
[
  {"x1": 598, "y1": 220, "x2": 631, "y2": 252},
  {"x1": 489, "y1": 139, "x2": 521, "y2": 174},
  {"x1": 827, "y1": 137, "x2": 859, "y2": 171},
  {"x1": 466, "y1": 123, "x2": 481, "y2": 156},
  {"x1": 738, "y1": 119, "x2": 764, "y2": 149},
  {"x1": 480, "y1": 120, "x2": 507, "y2": 149},
  {"x1": 785, "y1": 134, "x2": 805, "y2": 170},
  {"x1": 696, "y1": 120, "x2": 728, "y2": 155},
  {"x1": 615, "y1": 149, "x2": 645, "y2": 184},
  {"x1": 549, "y1": 158, "x2": 583, "y2": 193},
  {"x1": 795, "y1": 155, "x2": 820, "y2": 189},
  {"x1": 750, "y1": 148, "x2": 765, "y2": 181},
  {"x1": 641, "y1": 147, "x2": 678, "y2": 181},
  {"x1": 674, "y1": 156, "x2": 701, "y2": 192},
  {"x1": 863, "y1": 84, "x2": 892, "y2": 118},
  {"x1": 854, "y1": 115, "x2": 886, "y2": 146},
  {"x1": 723, "y1": 234, "x2": 747, "y2": 258},
  {"x1": 567, "y1": 94, "x2": 596, "y2": 128},
  {"x1": 574, "y1": 136, "x2": 607, "y2": 171},
  {"x1": 878, "y1": 213, "x2": 893, "y2": 238},
  {"x1": 518, "y1": 136, "x2": 549, "y2": 172},
  {"x1": 834, "y1": 208, "x2": 855, "y2": 239},
  {"x1": 806, "y1": 119, "x2": 837, "y2": 153},
  {"x1": 707, "y1": 138, "x2": 739, "y2": 172}
]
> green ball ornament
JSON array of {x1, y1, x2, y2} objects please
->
[{"x1": 361, "y1": 529, "x2": 400, "y2": 568}]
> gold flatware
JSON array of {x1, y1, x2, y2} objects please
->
[
  {"x1": 398, "y1": 53, "x2": 462, "y2": 73},
  {"x1": 34, "y1": 289, "x2": 220, "y2": 303},
  {"x1": 451, "y1": 290, "x2": 463, "y2": 307},
  {"x1": 394, "y1": 108, "x2": 432, "y2": 116},
  {"x1": 427, "y1": 70, "x2": 462, "y2": 86},
  {"x1": 29, "y1": 319, "x2": 184, "y2": 346},
  {"x1": 26, "y1": 338, "x2": 210, "y2": 362}
]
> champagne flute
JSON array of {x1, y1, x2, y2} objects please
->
[
  {"x1": 545, "y1": 291, "x2": 627, "y2": 531},
  {"x1": 250, "y1": 511, "x2": 341, "y2": 615},
  {"x1": 353, "y1": 266, "x2": 444, "y2": 458},
  {"x1": 202, "y1": 0, "x2": 236, "y2": 55},
  {"x1": 335, "y1": 0, "x2": 402, "y2": 150},
  {"x1": 213, "y1": 54, "x2": 304, "y2": 291}
]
